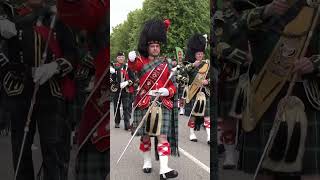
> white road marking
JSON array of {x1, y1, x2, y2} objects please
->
[{"x1": 178, "y1": 147, "x2": 210, "y2": 173}]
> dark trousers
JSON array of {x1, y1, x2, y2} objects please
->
[
  {"x1": 113, "y1": 90, "x2": 132, "y2": 126},
  {"x1": 8, "y1": 91, "x2": 71, "y2": 180}
]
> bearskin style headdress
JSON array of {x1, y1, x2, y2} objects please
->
[
  {"x1": 138, "y1": 19, "x2": 169, "y2": 58},
  {"x1": 185, "y1": 33, "x2": 206, "y2": 63},
  {"x1": 117, "y1": 52, "x2": 125, "y2": 57}
]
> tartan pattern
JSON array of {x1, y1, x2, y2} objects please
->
[
  {"x1": 188, "y1": 120, "x2": 195, "y2": 128},
  {"x1": 185, "y1": 89, "x2": 210, "y2": 117},
  {"x1": 204, "y1": 119, "x2": 210, "y2": 128},
  {"x1": 132, "y1": 97, "x2": 179, "y2": 156},
  {"x1": 76, "y1": 143, "x2": 109, "y2": 180},
  {"x1": 210, "y1": 67, "x2": 219, "y2": 179},
  {"x1": 183, "y1": 61, "x2": 210, "y2": 117},
  {"x1": 177, "y1": 85, "x2": 185, "y2": 99},
  {"x1": 157, "y1": 142, "x2": 170, "y2": 156},
  {"x1": 69, "y1": 79, "x2": 91, "y2": 125},
  {"x1": 139, "y1": 138, "x2": 151, "y2": 152},
  {"x1": 133, "y1": 104, "x2": 172, "y2": 136},
  {"x1": 113, "y1": 91, "x2": 133, "y2": 124},
  {"x1": 137, "y1": 59, "x2": 163, "y2": 78},
  {"x1": 240, "y1": 83, "x2": 320, "y2": 174},
  {"x1": 132, "y1": 60, "x2": 179, "y2": 156},
  {"x1": 218, "y1": 80, "x2": 238, "y2": 118}
]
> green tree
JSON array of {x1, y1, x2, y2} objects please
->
[{"x1": 110, "y1": 0, "x2": 210, "y2": 61}]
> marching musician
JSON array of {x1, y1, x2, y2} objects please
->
[
  {"x1": 179, "y1": 33, "x2": 211, "y2": 145},
  {"x1": 213, "y1": 0, "x2": 256, "y2": 169},
  {"x1": 233, "y1": 0, "x2": 320, "y2": 179},
  {"x1": 127, "y1": 19, "x2": 179, "y2": 180},
  {"x1": 111, "y1": 52, "x2": 134, "y2": 130}
]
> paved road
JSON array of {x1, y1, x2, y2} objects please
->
[{"x1": 110, "y1": 103, "x2": 210, "y2": 180}]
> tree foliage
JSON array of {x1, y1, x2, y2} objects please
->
[{"x1": 110, "y1": 0, "x2": 210, "y2": 61}]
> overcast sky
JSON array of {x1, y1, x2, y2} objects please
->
[{"x1": 110, "y1": 0, "x2": 144, "y2": 34}]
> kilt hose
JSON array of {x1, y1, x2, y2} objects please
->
[{"x1": 131, "y1": 94, "x2": 179, "y2": 157}]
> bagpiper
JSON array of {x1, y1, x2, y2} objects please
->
[
  {"x1": 128, "y1": 19, "x2": 179, "y2": 180},
  {"x1": 213, "y1": 0, "x2": 257, "y2": 169},
  {"x1": 180, "y1": 33, "x2": 211, "y2": 145},
  {"x1": 233, "y1": 0, "x2": 320, "y2": 179}
]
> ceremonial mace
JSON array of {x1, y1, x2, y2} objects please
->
[
  {"x1": 253, "y1": 6, "x2": 320, "y2": 180},
  {"x1": 116, "y1": 66, "x2": 178, "y2": 164},
  {"x1": 14, "y1": 15, "x2": 57, "y2": 180}
]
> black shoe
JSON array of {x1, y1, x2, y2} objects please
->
[
  {"x1": 143, "y1": 168, "x2": 152, "y2": 173},
  {"x1": 160, "y1": 170, "x2": 178, "y2": 180},
  {"x1": 115, "y1": 124, "x2": 120, "y2": 128},
  {"x1": 190, "y1": 139, "x2": 198, "y2": 142},
  {"x1": 124, "y1": 123, "x2": 131, "y2": 131}
]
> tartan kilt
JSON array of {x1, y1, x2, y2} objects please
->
[
  {"x1": 178, "y1": 85, "x2": 185, "y2": 99},
  {"x1": 69, "y1": 79, "x2": 91, "y2": 125},
  {"x1": 240, "y1": 82, "x2": 320, "y2": 175},
  {"x1": 113, "y1": 90, "x2": 133, "y2": 109},
  {"x1": 185, "y1": 89, "x2": 210, "y2": 117},
  {"x1": 76, "y1": 142, "x2": 109, "y2": 180},
  {"x1": 132, "y1": 104, "x2": 172, "y2": 136},
  {"x1": 218, "y1": 79, "x2": 238, "y2": 118}
]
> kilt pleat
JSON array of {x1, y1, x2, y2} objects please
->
[{"x1": 76, "y1": 143, "x2": 109, "y2": 180}]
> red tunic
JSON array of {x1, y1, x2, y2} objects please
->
[
  {"x1": 128, "y1": 56, "x2": 176, "y2": 110},
  {"x1": 57, "y1": 0, "x2": 109, "y2": 151}
]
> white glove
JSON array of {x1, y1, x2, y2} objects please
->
[
  {"x1": 33, "y1": 62, "x2": 59, "y2": 85},
  {"x1": 158, "y1": 87, "x2": 169, "y2": 96},
  {"x1": 128, "y1": 51, "x2": 136, "y2": 62},
  {"x1": 0, "y1": 19, "x2": 17, "y2": 39},
  {"x1": 110, "y1": 66, "x2": 116, "y2": 74},
  {"x1": 120, "y1": 81, "x2": 129, "y2": 89}
]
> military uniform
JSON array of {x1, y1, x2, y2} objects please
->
[
  {"x1": 180, "y1": 34, "x2": 211, "y2": 145},
  {"x1": 56, "y1": 0, "x2": 109, "y2": 179},
  {"x1": 213, "y1": 0, "x2": 256, "y2": 169},
  {"x1": 0, "y1": 1, "x2": 76, "y2": 180},
  {"x1": 234, "y1": 2, "x2": 320, "y2": 177},
  {"x1": 73, "y1": 42, "x2": 96, "y2": 125},
  {"x1": 128, "y1": 19, "x2": 179, "y2": 180},
  {"x1": 112, "y1": 59, "x2": 134, "y2": 130}
]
